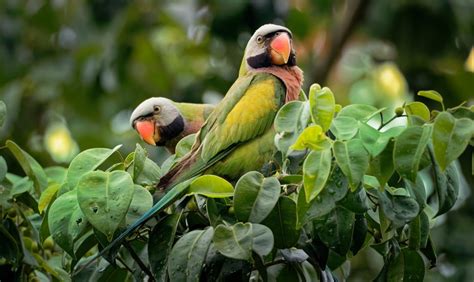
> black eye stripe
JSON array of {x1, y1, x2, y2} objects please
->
[{"x1": 263, "y1": 30, "x2": 292, "y2": 40}]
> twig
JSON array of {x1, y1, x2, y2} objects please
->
[
  {"x1": 123, "y1": 241, "x2": 155, "y2": 281},
  {"x1": 313, "y1": 0, "x2": 371, "y2": 84}
]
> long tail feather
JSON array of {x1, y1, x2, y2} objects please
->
[{"x1": 72, "y1": 177, "x2": 194, "y2": 275}]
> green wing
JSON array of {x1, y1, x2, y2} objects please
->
[{"x1": 198, "y1": 72, "x2": 285, "y2": 161}]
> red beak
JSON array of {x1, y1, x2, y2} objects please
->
[
  {"x1": 135, "y1": 120, "x2": 157, "y2": 146},
  {"x1": 269, "y1": 32, "x2": 291, "y2": 65}
]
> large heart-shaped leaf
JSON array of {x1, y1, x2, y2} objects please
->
[
  {"x1": 77, "y1": 170, "x2": 134, "y2": 241},
  {"x1": 432, "y1": 112, "x2": 473, "y2": 171},
  {"x1": 377, "y1": 190, "x2": 419, "y2": 228},
  {"x1": 313, "y1": 206, "x2": 355, "y2": 256},
  {"x1": 66, "y1": 145, "x2": 122, "y2": 191},
  {"x1": 48, "y1": 191, "x2": 89, "y2": 257},
  {"x1": 168, "y1": 228, "x2": 214, "y2": 281},
  {"x1": 394, "y1": 126, "x2": 431, "y2": 181},
  {"x1": 333, "y1": 139, "x2": 369, "y2": 190},
  {"x1": 359, "y1": 124, "x2": 404, "y2": 157},
  {"x1": 213, "y1": 223, "x2": 273, "y2": 260},
  {"x1": 234, "y1": 171, "x2": 280, "y2": 223}
]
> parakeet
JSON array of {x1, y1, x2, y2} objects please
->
[
  {"x1": 159, "y1": 23, "x2": 303, "y2": 186},
  {"x1": 90, "y1": 24, "x2": 303, "y2": 264},
  {"x1": 130, "y1": 97, "x2": 214, "y2": 153}
]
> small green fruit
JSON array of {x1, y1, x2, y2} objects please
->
[
  {"x1": 395, "y1": 107, "x2": 404, "y2": 116},
  {"x1": 43, "y1": 236, "x2": 54, "y2": 250}
]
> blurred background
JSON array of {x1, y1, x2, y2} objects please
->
[{"x1": 0, "y1": 0, "x2": 472, "y2": 280}]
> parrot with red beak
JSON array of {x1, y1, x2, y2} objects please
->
[
  {"x1": 95, "y1": 24, "x2": 303, "y2": 260},
  {"x1": 130, "y1": 97, "x2": 214, "y2": 153}
]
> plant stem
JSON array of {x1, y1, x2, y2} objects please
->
[
  {"x1": 123, "y1": 241, "x2": 155, "y2": 281},
  {"x1": 377, "y1": 115, "x2": 407, "y2": 130},
  {"x1": 116, "y1": 256, "x2": 135, "y2": 275}
]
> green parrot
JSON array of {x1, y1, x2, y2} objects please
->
[
  {"x1": 88, "y1": 24, "x2": 303, "y2": 265},
  {"x1": 130, "y1": 97, "x2": 214, "y2": 153}
]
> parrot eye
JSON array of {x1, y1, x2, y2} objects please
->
[
  {"x1": 256, "y1": 35, "x2": 264, "y2": 44},
  {"x1": 154, "y1": 106, "x2": 161, "y2": 113}
]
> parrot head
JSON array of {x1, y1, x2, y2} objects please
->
[
  {"x1": 240, "y1": 24, "x2": 296, "y2": 75},
  {"x1": 130, "y1": 97, "x2": 185, "y2": 146}
]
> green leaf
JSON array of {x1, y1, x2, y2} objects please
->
[
  {"x1": 380, "y1": 248, "x2": 426, "y2": 281},
  {"x1": 48, "y1": 190, "x2": 89, "y2": 257},
  {"x1": 168, "y1": 227, "x2": 214, "y2": 282},
  {"x1": 432, "y1": 112, "x2": 474, "y2": 171},
  {"x1": 314, "y1": 206, "x2": 355, "y2": 256},
  {"x1": 402, "y1": 249, "x2": 425, "y2": 281},
  {"x1": 377, "y1": 191, "x2": 419, "y2": 228},
  {"x1": 38, "y1": 183, "x2": 60, "y2": 214},
  {"x1": 266, "y1": 264, "x2": 301, "y2": 281},
  {"x1": 275, "y1": 101, "x2": 309, "y2": 133},
  {"x1": 291, "y1": 125, "x2": 331, "y2": 151},
  {"x1": 0, "y1": 156, "x2": 7, "y2": 182},
  {"x1": 0, "y1": 100, "x2": 6, "y2": 127},
  {"x1": 134, "y1": 158, "x2": 161, "y2": 186},
  {"x1": 187, "y1": 175, "x2": 234, "y2": 198},
  {"x1": 175, "y1": 134, "x2": 196, "y2": 158},
  {"x1": 338, "y1": 104, "x2": 379, "y2": 121},
  {"x1": 0, "y1": 219, "x2": 21, "y2": 267},
  {"x1": 149, "y1": 213, "x2": 181, "y2": 282},
  {"x1": 350, "y1": 214, "x2": 368, "y2": 255},
  {"x1": 337, "y1": 185, "x2": 369, "y2": 213},
  {"x1": 359, "y1": 124, "x2": 404, "y2": 157},
  {"x1": 126, "y1": 185, "x2": 153, "y2": 225},
  {"x1": 405, "y1": 102, "x2": 430, "y2": 122},
  {"x1": 213, "y1": 222, "x2": 273, "y2": 260},
  {"x1": 408, "y1": 216, "x2": 421, "y2": 250},
  {"x1": 261, "y1": 197, "x2": 299, "y2": 249},
  {"x1": 309, "y1": 85, "x2": 336, "y2": 132},
  {"x1": 303, "y1": 148, "x2": 332, "y2": 202},
  {"x1": 333, "y1": 139, "x2": 370, "y2": 190},
  {"x1": 394, "y1": 126, "x2": 432, "y2": 181},
  {"x1": 330, "y1": 116, "x2": 359, "y2": 140},
  {"x1": 298, "y1": 167, "x2": 349, "y2": 226},
  {"x1": 66, "y1": 145, "x2": 122, "y2": 191},
  {"x1": 368, "y1": 140, "x2": 395, "y2": 188},
  {"x1": 45, "y1": 166, "x2": 67, "y2": 185},
  {"x1": 420, "y1": 236, "x2": 437, "y2": 268},
  {"x1": 433, "y1": 162, "x2": 459, "y2": 216},
  {"x1": 77, "y1": 170, "x2": 134, "y2": 241},
  {"x1": 132, "y1": 144, "x2": 146, "y2": 182},
  {"x1": 234, "y1": 171, "x2": 280, "y2": 223},
  {"x1": 418, "y1": 90, "x2": 443, "y2": 104},
  {"x1": 6, "y1": 140, "x2": 48, "y2": 195},
  {"x1": 10, "y1": 176, "x2": 33, "y2": 197},
  {"x1": 274, "y1": 101, "x2": 311, "y2": 155},
  {"x1": 404, "y1": 176, "x2": 427, "y2": 210}
]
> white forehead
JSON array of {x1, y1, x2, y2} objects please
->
[
  {"x1": 129, "y1": 97, "x2": 174, "y2": 126},
  {"x1": 247, "y1": 24, "x2": 291, "y2": 48}
]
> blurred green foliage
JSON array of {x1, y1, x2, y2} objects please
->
[{"x1": 0, "y1": 0, "x2": 473, "y2": 280}]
